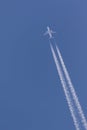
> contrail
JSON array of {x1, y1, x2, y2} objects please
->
[
  {"x1": 55, "y1": 44, "x2": 87, "y2": 130},
  {"x1": 50, "y1": 43, "x2": 80, "y2": 130}
]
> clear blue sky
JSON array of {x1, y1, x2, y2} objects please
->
[{"x1": 0, "y1": 0, "x2": 87, "y2": 130}]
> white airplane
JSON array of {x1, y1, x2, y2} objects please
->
[{"x1": 44, "y1": 26, "x2": 56, "y2": 39}]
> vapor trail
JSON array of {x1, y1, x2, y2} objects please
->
[
  {"x1": 55, "y1": 44, "x2": 87, "y2": 130},
  {"x1": 50, "y1": 43, "x2": 80, "y2": 130}
]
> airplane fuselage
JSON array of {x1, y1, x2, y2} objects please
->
[{"x1": 47, "y1": 26, "x2": 52, "y2": 38}]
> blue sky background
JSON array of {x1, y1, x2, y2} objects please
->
[{"x1": 0, "y1": 0, "x2": 87, "y2": 129}]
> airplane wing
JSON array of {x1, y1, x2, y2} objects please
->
[
  {"x1": 44, "y1": 31, "x2": 48, "y2": 35},
  {"x1": 51, "y1": 30, "x2": 56, "y2": 33}
]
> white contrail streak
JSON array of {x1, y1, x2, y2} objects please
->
[
  {"x1": 50, "y1": 43, "x2": 80, "y2": 130},
  {"x1": 55, "y1": 44, "x2": 87, "y2": 130}
]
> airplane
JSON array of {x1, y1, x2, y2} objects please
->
[{"x1": 44, "y1": 26, "x2": 56, "y2": 39}]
